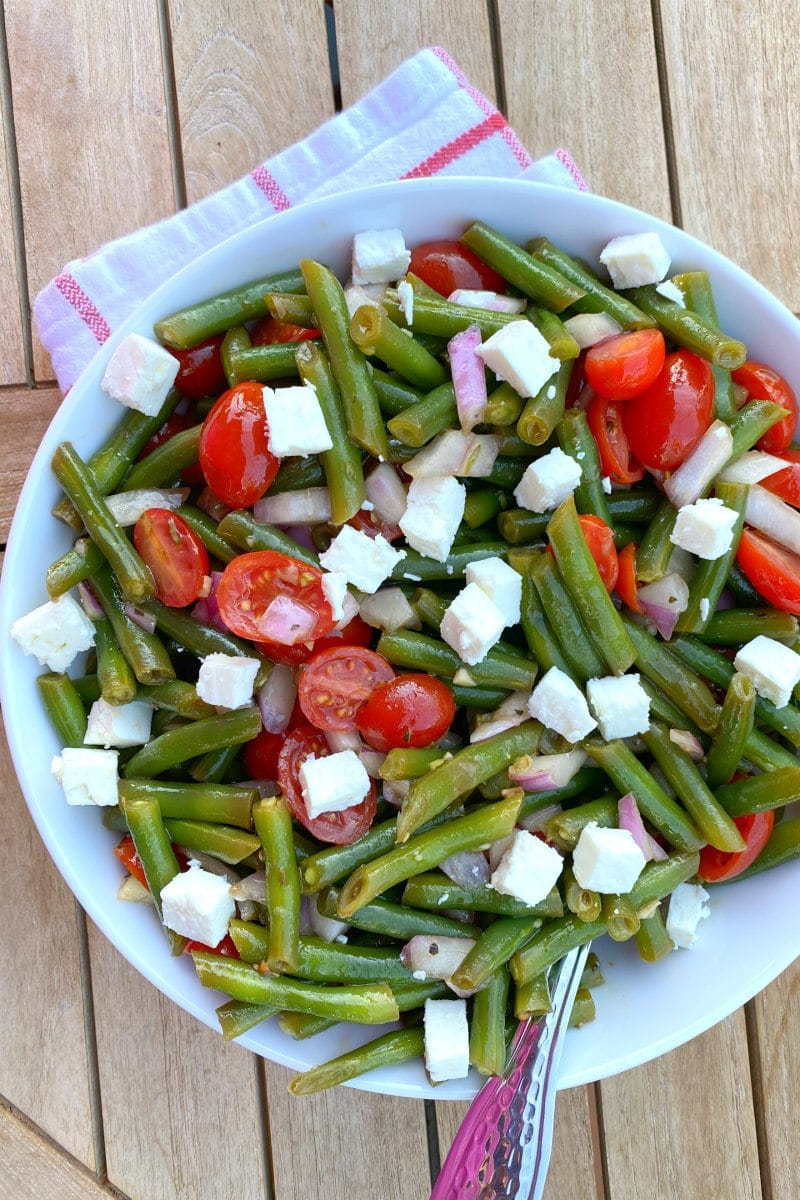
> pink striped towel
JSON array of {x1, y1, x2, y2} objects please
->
[{"x1": 34, "y1": 46, "x2": 586, "y2": 394}]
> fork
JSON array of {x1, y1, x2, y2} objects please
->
[{"x1": 429, "y1": 942, "x2": 590, "y2": 1200}]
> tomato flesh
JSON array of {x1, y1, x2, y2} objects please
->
[
  {"x1": 731, "y1": 361, "x2": 798, "y2": 452},
  {"x1": 170, "y1": 335, "x2": 227, "y2": 400},
  {"x1": 277, "y1": 725, "x2": 377, "y2": 844},
  {"x1": 621, "y1": 349, "x2": 714, "y2": 472},
  {"x1": 199, "y1": 381, "x2": 280, "y2": 508},
  {"x1": 184, "y1": 934, "x2": 240, "y2": 958},
  {"x1": 256, "y1": 615, "x2": 373, "y2": 667},
  {"x1": 762, "y1": 449, "x2": 800, "y2": 507},
  {"x1": 584, "y1": 329, "x2": 666, "y2": 401},
  {"x1": 251, "y1": 316, "x2": 320, "y2": 344},
  {"x1": 133, "y1": 508, "x2": 210, "y2": 608},
  {"x1": 578, "y1": 514, "x2": 618, "y2": 592},
  {"x1": 615, "y1": 541, "x2": 643, "y2": 613},
  {"x1": 586, "y1": 392, "x2": 644, "y2": 484},
  {"x1": 356, "y1": 674, "x2": 455, "y2": 751},
  {"x1": 698, "y1": 810, "x2": 775, "y2": 882},
  {"x1": 409, "y1": 240, "x2": 506, "y2": 297},
  {"x1": 736, "y1": 529, "x2": 800, "y2": 615},
  {"x1": 298, "y1": 646, "x2": 395, "y2": 731},
  {"x1": 217, "y1": 550, "x2": 336, "y2": 645},
  {"x1": 114, "y1": 835, "x2": 188, "y2": 888}
]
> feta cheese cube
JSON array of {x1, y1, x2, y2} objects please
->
[
  {"x1": 490, "y1": 829, "x2": 563, "y2": 906},
  {"x1": 319, "y1": 524, "x2": 406, "y2": 592},
  {"x1": 101, "y1": 332, "x2": 180, "y2": 417},
  {"x1": 263, "y1": 382, "x2": 333, "y2": 457},
  {"x1": 160, "y1": 864, "x2": 235, "y2": 946},
  {"x1": 448, "y1": 289, "x2": 526, "y2": 314},
  {"x1": 358, "y1": 587, "x2": 419, "y2": 633},
  {"x1": 320, "y1": 572, "x2": 350, "y2": 623},
  {"x1": 475, "y1": 320, "x2": 559, "y2": 399},
  {"x1": 572, "y1": 822, "x2": 647, "y2": 893},
  {"x1": 599, "y1": 232, "x2": 671, "y2": 289},
  {"x1": 528, "y1": 666, "x2": 597, "y2": 743},
  {"x1": 440, "y1": 583, "x2": 506, "y2": 666},
  {"x1": 196, "y1": 654, "x2": 259, "y2": 709},
  {"x1": 655, "y1": 278, "x2": 685, "y2": 306},
  {"x1": 397, "y1": 279, "x2": 414, "y2": 324},
  {"x1": 423, "y1": 997, "x2": 470, "y2": 1083},
  {"x1": 344, "y1": 282, "x2": 386, "y2": 318},
  {"x1": 11, "y1": 592, "x2": 96, "y2": 673},
  {"x1": 586, "y1": 673, "x2": 651, "y2": 740},
  {"x1": 84, "y1": 698, "x2": 153, "y2": 748},
  {"x1": 734, "y1": 635, "x2": 800, "y2": 709},
  {"x1": 666, "y1": 881, "x2": 710, "y2": 948},
  {"x1": 398, "y1": 475, "x2": 466, "y2": 563},
  {"x1": 670, "y1": 497, "x2": 739, "y2": 560},
  {"x1": 562, "y1": 312, "x2": 623, "y2": 349},
  {"x1": 513, "y1": 447, "x2": 582, "y2": 514},
  {"x1": 51, "y1": 747, "x2": 119, "y2": 807},
  {"x1": 465, "y1": 557, "x2": 522, "y2": 627},
  {"x1": 351, "y1": 228, "x2": 411, "y2": 285},
  {"x1": 299, "y1": 749, "x2": 371, "y2": 819}
]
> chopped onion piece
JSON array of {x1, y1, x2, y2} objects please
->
[
  {"x1": 257, "y1": 664, "x2": 297, "y2": 733},
  {"x1": 299, "y1": 894, "x2": 314, "y2": 935},
  {"x1": 122, "y1": 601, "x2": 157, "y2": 634},
  {"x1": 77, "y1": 581, "x2": 104, "y2": 620},
  {"x1": 325, "y1": 729, "x2": 362, "y2": 755},
  {"x1": 470, "y1": 689, "x2": 533, "y2": 743},
  {"x1": 404, "y1": 429, "x2": 500, "y2": 479},
  {"x1": 331, "y1": 590, "x2": 360, "y2": 633},
  {"x1": 175, "y1": 848, "x2": 240, "y2": 883},
  {"x1": 448, "y1": 325, "x2": 487, "y2": 432},
  {"x1": 508, "y1": 748, "x2": 587, "y2": 792},
  {"x1": 400, "y1": 934, "x2": 476, "y2": 980},
  {"x1": 663, "y1": 420, "x2": 733, "y2": 508},
  {"x1": 447, "y1": 288, "x2": 526, "y2": 314},
  {"x1": 284, "y1": 524, "x2": 318, "y2": 552},
  {"x1": 562, "y1": 312, "x2": 622, "y2": 349},
  {"x1": 382, "y1": 779, "x2": 410, "y2": 808},
  {"x1": 360, "y1": 749, "x2": 386, "y2": 778},
  {"x1": 716, "y1": 588, "x2": 735, "y2": 611},
  {"x1": 359, "y1": 587, "x2": 420, "y2": 633},
  {"x1": 230, "y1": 871, "x2": 266, "y2": 902},
  {"x1": 487, "y1": 833, "x2": 515, "y2": 872},
  {"x1": 669, "y1": 729, "x2": 705, "y2": 759},
  {"x1": 191, "y1": 571, "x2": 229, "y2": 634},
  {"x1": 105, "y1": 487, "x2": 188, "y2": 526},
  {"x1": 308, "y1": 894, "x2": 349, "y2": 943},
  {"x1": 638, "y1": 572, "x2": 689, "y2": 640},
  {"x1": 439, "y1": 850, "x2": 490, "y2": 887},
  {"x1": 718, "y1": 450, "x2": 788, "y2": 485},
  {"x1": 617, "y1": 793, "x2": 654, "y2": 861},
  {"x1": 197, "y1": 487, "x2": 231, "y2": 522},
  {"x1": 254, "y1": 487, "x2": 332, "y2": 526},
  {"x1": 518, "y1": 803, "x2": 563, "y2": 833},
  {"x1": 118, "y1": 875, "x2": 154, "y2": 904},
  {"x1": 364, "y1": 462, "x2": 408, "y2": 524},
  {"x1": 745, "y1": 485, "x2": 800, "y2": 556},
  {"x1": 258, "y1": 594, "x2": 319, "y2": 645}
]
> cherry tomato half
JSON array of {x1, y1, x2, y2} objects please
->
[
  {"x1": 251, "y1": 316, "x2": 321, "y2": 345},
  {"x1": 298, "y1": 646, "x2": 395, "y2": 732},
  {"x1": 184, "y1": 934, "x2": 240, "y2": 958},
  {"x1": 170, "y1": 334, "x2": 227, "y2": 400},
  {"x1": 615, "y1": 542, "x2": 644, "y2": 614},
  {"x1": 586, "y1": 392, "x2": 645, "y2": 484},
  {"x1": 356, "y1": 674, "x2": 456, "y2": 751},
  {"x1": 578, "y1": 514, "x2": 619, "y2": 592},
  {"x1": 277, "y1": 725, "x2": 377, "y2": 843},
  {"x1": 565, "y1": 351, "x2": 589, "y2": 409},
  {"x1": 736, "y1": 529, "x2": 800, "y2": 615},
  {"x1": 114, "y1": 834, "x2": 188, "y2": 889},
  {"x1": 762, "y1": 449, "x2": 800, "y2": 507},
  {"x1": 698, "y1": 810, "x2": 775, "y2": 882},
  {"x1": 408, "y1": 240, "x2": 505, "y2": 297},
  {"x1": 199, "y1": 381, "x2": 280, "y2": 508},
  {"x1": 731, "y1": 361, "x2": 798, "y2": 453},
  {"x1": 584, "y1": 329, "x2": 666, "y2": 401},
  {"x1": 621, "y1": 349, "x2": 715, "y2": 472},
  {"x1": 348, "y1": 508, "x2": 403, "y2": 542},
  {"x1": 217, "y1": 550, "x2": 336, "y2": 646},
  {"x1": 256, "y1": 614, "x2": 373, "y2": 668},
  {"x1": 133, "y1": 508, "x2": 210, "y2": 608}
]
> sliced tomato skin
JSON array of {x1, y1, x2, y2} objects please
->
[
  {"x1": 584, "y1": 329, "x2": 666, "y2": 401},
  {"x1": 348, "y1": 508, "x2": 403, "y2": 542},
  {"x1": 255, "y1": 615, "x2": 373, "y2": 667},
  {"x1": 217, "y1": 550, "x2": 336, "y2": 645},
  {"x1": 698, "y1": 810, "x2": 775, "y2": 882},
  {"x1": 114, "y1": 834, "x2": 189, "y2": 888},
  {"x1": 184, "y1": 934, "x2": 240, "y2": 958},
  {"x1": 762, "y1": 449, "x2": 800, "y2": 506},
  {"x1": 277, "y1": 725, "x2": 377, "y2": 844},
  {"x1": 621, "y1": 349, "x2": 715, "y2": 471},
  {"x1": 356, "y1": 674, "x2": 456, "y2": 751},
  {"x1": 409, "y1": 240, "x2": 506, "y2": 297},
  {"x1": 170, "y1": 334, "x2": 227, "y2": 400},
  {"x1": 576, "y1": 514, "x2": 619, "y2": 592},
  {"x1": 615, "y1": 541, "x2": 644, "y2": 613},
  {"x1": 199, "y1": 381, "x2": 280, "y2": 508},
  {"x1": 565, "y1": 350, "x2": 589, "y2": 409},
  {"x1": 251, "y1": 316, "x2": 321, "y2": 344},
  {"x1": 133, "y1": 508, "x2": 210, "y2": 608},
  {"x1": 298, "y1": 646, "x2": 395, "y2": 732},
  {"x1": 735, "y1": 529, "x2": 800, "y2": 615},
  {"x1": 586, "y1": 393, "x2": 645, "y2": 485},
  {"x1": 731, "y1": 361, "x2": 798, "y2": 452}
]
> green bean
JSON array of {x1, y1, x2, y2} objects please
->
[
  {"x1": 123, "y1": 426, "x2": 201, "y2": 490},
  {"x1": 380, "y1": 746, "x2": 447, "y2": 781},
  {"x1": 72, "y1": 674, "x2": 102, "y2": 705},
  {"x1": 123, "y1": 706, "x2": 261, "y2": 778},
  {"x1": 518, "y1": 769, "x2": 606, "y2": 821},
  {"x1": 638, "y1": 679, "x2": 702, "y2": 736},
  {"x1": 672, "y1": 271, "x2": 738, "y2": 421},
  {"x1": 529, "y1": 551, "x2": 606, "y2": 681},
  {"x1": 269, "y1": 455, "x2": 327, "y2": 495},
  {"x1": 277, "y1": 1011, "x2": 338, "y2": 1040},
  {"x1": 515, "y1": 973, "x2": 552, "y2": 1020},
  {"x1": 175, "y1": 506, "x2": 238, "y2": 564},
  {"x1": 94, "y1": 617, "x2": 137, "y2": 705},
  {"x1": 470, "y1": 966, "x2": 511, "y2": 1077},
  {"x1": 383, "y1": 290, "x2": 521, "y2": 338},
  {"x1": 350, "y1": 303, "x2": 448, "y2": 391},
  {"x1": 528, "y1": 237, "x2": 653, "y2": 329},
  {"x1": 622, "y1": 617, "x2": 721, "y2": 734},
  {"x1": 557, "y1": 408, "x2": 613, "y2": 525},
  {"x1": 485, "y1": 382, "x2": 525, "y2": 426},
  {"x1": 230, "y1": 331, "x2": 303, "y2": 384},
  {"x1": 703, "y1": 672, "x2": 753, "y2": 790},
  {"x1": 563, "y1": 866, "x2": 602, "y2": 923},
  {"x1": 527, "y1": 306, "x2": 581, "y2": 361},
  {"x1": 216, "y1": 1000, "x2": 279, "y2": 1041},
  {"x1": 46, "y1": 537, "x2": 106, "y2": 598},
  {"x1": 676, "y1": 481, "x2": 747, "y2": 633},
  {"x1": 143, "y1": 595, "x2": 267, "y2": 663},
  {"x1": 605, "y1": 491, "x2": 661, "y2": 525},
  {"x1": 519, "y1": 575, "x2": 570, "y2": 673},
  {"x1": 391, "y1": 541, "x2": 508, "y2": 584},
  {"x1": 318, "y1": 887, "x2": 471, "y2": 940},
  {"x1": 253, "y1": 796, "x2": 301, "y2": 973},
  {"x1": 726, "y1": 562, "x2": 764, "y2": 607},
  {"x1": 154, "y1": 269, "x2": 306, "y2": 349},
  {"x1": 371, "y1": 368, "x2": 425, "y2": 417},
  {"x1": 485, "y1": 456, "x2": 528, "y2": 490},
  {"x1": 89, "y1": 565, "x2": 175, "y2": 685},
  {"x1": 295, "y1": 340, "x2": 365, "y2": 524},
  {"x1": 634, "y1": 907, "x2": 674, "y2": 962},
  {"x1": 715, "y1": 767, "x2": 800, "y2": 817},
  {"x1": 451, "y1": 683, "x2": 511, "y2": 710},
  {"x1": 53, "y1": 443, "x2": 155, "y2": 603},
  {"x1": 517, "y1": 360, "x2": 570, "y2": 446},
  {"x1": 300, "y1": 259, "x2": 389, "y2": 460},
  {"x1": 376, "y1": 629, "x2": 537, "y2": 692},
  {"x1": 386, "y1": 382, "x2": 457, "y2": 448},
  {"x1": 264, "y1": 291, "x2": 316, "y2": 327},
  {"x1": 118, "y1": 779, "x2": 255, "y2": 827},
  {"x1": 216, "y1": 508, "x2": 320, "y2": 568},
  {"x1": 121, "y1": 796, "x2": 184, "y2": 954},
  {"x1": 289, "y1": 1027, "x2": 424, "y2": 1095},
  {"x1": 602, "y1": 893, "x2": 640, "y2": 942},
  {"x1": 37, "y1": 672, "x2": 88, "y2": 747},
  {"x1": 621, "y1": 285, "x2": 746, "y2": 368},
  {"x1": 191, "y1": 744, "x2": 239, "y2": 783},
  {"x1": 231, "y1": 923, "x2": 414, "y2": 984},
  {"x1": 134, "y1": 680, "x2": 214, "y2": 720},
  {"x1": 699, "y1": 608, "x2": 798, "y2": 646},
  {"x1": 544, "y1": 797, "x2": 619, "y2": 850},
  {"x1": 743, "y1": 727, "x2": 799, "y2": 772},
  {"x1": 547, "y1": 495, "x2": 635, "y2": 674},
  {"x1": 450, "y1": 916, "x2": 541, "y2": 994},
  {"x1": 462, "y1": 223, "x2": 586, "y2": 312},
  {"x1": 642, "y1": 722, "x2": 744, "y2": 852},
  {"x1": 463, "y1": 488, "x2": 506, "y2": 529},
  {"x1": 636, "y1": 497, "x2": 678, "y2": 582},
  {"x1": 301, "y1": 812, "x2": 447, "y2": 894},
  {"x1": 585, "y1": 740, "x2": 704, "y2": 850},
  {"x1": 727, "y1": 400, "x2": 790, "y2": 463},
  {"x1": 401, "y1": 874, "x2": 563, "y2": 919},
  {"x1": 736, "y1": 817, "x2": 800, "y2": 881},
  {"x1": 163, "y1": 819, "x2": 259, "y2": 864}
]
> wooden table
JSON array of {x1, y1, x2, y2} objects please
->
[{"x1": 1, "y1": 4, "x2": 798, "y2": 1197}]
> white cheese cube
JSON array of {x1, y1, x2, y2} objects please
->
[
  {"x1": 475, "y1": 320, "x2": 559, "y2": 399},
  {"x1": 299, "y1": 750, "x2": 371, "y2": 819},
  {"x1": 448, "y1": 289, "x2": 526, "y2": 314},
  {"x1": 11, "y1": 592, "x2": 96, "y2": 673},
  {"x1": 343, "y1": 282, "x2": 386, "y2": 318},
  {"x1": 572, "y1": 822, "x2": 646, "y2": 893},
  {"x1": 465, "y1": 557, "x2": 522, "y2": 627},
  {"x1": 440, "y1": 583, "x2": 506, "y2": 666},
  {"x1": 599, "y1": 232, "x2": 671, "y2": 289},
  {"x1": 196, "y1": 654, "x2": 260, "y2": 709},
  {"x1": 84, "y1": 698, "x2": 153, "y2": 748},
  {"x1": 105, "y1": 487, "x2": 185, "y2": 527},
  {"x1": 586, "y1": 673, "x2": 651, "y2": 740},
  {"x1": 528, "y1": 666, "x2": 597, "y2": 744},
  {"x1": 398, "y1": 475, "x2": 466, "y2": 563},
  {"x1": 319, "y1": 524, "x2": 406, "y2": 592},
  {"x1": 101, "y1": 332, "x2": 179, "y2": 416},
  {"x1": 51, "y1": 747, "x2": 119, "y2": 807},
  {"x1": 397, "y1": 279, "x2": 414, "y2": 324},
  {"x1": 262, "y1": 382, "x2": 333, "y2": 457},
  {"x1": 655, "y1": 279, "x2": 685, "y2": 306},
  {"x1": 160, "y1": 865, "x2": 235, "y2": 947},
  {"x1": 562, "y1": 312, "x2": 623, "y2": 349},
  {"x1": 358, "y1": 587, "x2": 419, "y2": 633},
  {"x1": 513, "y1": 447, "x2": 582, "y2": 514},
  {"x1": 670, "y1": 497, "x2": 739, "y2": 560},
  {"x1": 666, "y1": 881, "x2": 710, "y2": 948},
  {"x1": 320, "y1": 572, "x2": 350, "y2": 624},
  {"x1": 351, "y1": 228, "x2": 411, "y2": 285},
  {"x1": 490, "y1": 829, "x2": 563, "y2": 906},
  {"x1": 423, "y1": 997, "x2": 470, "y2": 1083},
  {"x1": 734, "y1": 635, "x2": 800, "y2": 709}
]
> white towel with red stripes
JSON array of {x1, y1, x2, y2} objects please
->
[{"x1": 33, "y1": 46, "x2": 585, "y2": 394}]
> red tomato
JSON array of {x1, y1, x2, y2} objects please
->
[
  {"x1": 731, "y1": 361, "x2": 798, "y2": 452},
  {"x1": 584, "y1": 329, "x2": 666, "y2": 401},
  {"x1": 170, "y1": 334, "x2": 227, "y2": 400},
  {"x1": 615, "y1": 541, "x2": 644, "y2": 614},
  {"x1": 762, "y1": 449, "x2": 800, "y2": 507},
  {"x1": 348, "y1": 508, "x2": 403, "y2": 542},
  {"x1": 184, "y1": 934, "x2": 240, "y2": 958},
  {"x1": 133, "y1": 508, "x2": 210, "y2": 608},
  {"x1": 565, "y1": 351, "x2": 589, "y2": 409},
  {"x1": 199, "y1": 381, "x2": 280, "y2": 508},
  {"x1": 256, "y1": 614, "x2": 373, "y2": 667},
  {"x1": 586, "y1": 393, "x2": 645, "y2": 485},
  {"x1": 736, "y1": 529, "x2": 800, "y2": 615},
  {"x1": 217, "y1": 550, "x2": 336, "y2": 645},
  {"x1": 621, "y1": 349, "x2": 714, "y2": 472},
  {"x1": 578, "y1": 514, "x2": 619, "y2": 592},
  {"x1": 409, "y1": 240, "x2": 505, "y2": 297},
  {"x1": 698, "y1": 810, "x2": 775, "y2": 882},
  {"x1": 137, "y1": 411, "x2": 193, "y2": 459},
  {"x1": 298, "y1": 646, "x2": 395, "y2": 731},
  {"x1": 277, "y1": 725, "x2": 377, "y2": 843},
  {"x1": 114, "y1": 835, "x2": 188, "y2": 888},
  {"x1": 355, "y1": 674, "x2": 455, "y2": 751},
  {"x1": 251, "y1": 316, "x2": 321, "y2": 344},
  {"x1": 243, "y1": 699, "x2": 304, "y2": 779}
]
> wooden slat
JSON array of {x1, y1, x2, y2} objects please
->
[
  {"x1": 599, "y1": 1013, "x2": 762, "y2": 1200},
  {"x1": 0, "y1": 384, "x2": 60, "y2": 541},
  {"x1": 169, "y1": 0, "x2": 333, "y2": 203},
  {"x1": 88, "y1": 925, "x2": 268, "y2": 1200},
  {"x1": 660, "y1": 1, "x2": 800, "y2": 310},
  {"x1": 0, "y1": 87, "x2": 25, "y2": 384},
  {"x1": 335, "y1": 1, "x2": 497, "y2": 106},
  {"x1": 749, "y1": 964, "x2": 800, "y2": 1198},
  {"x1": 5, "y1": 0, "x2": 175, "y2": 380},
  {"x1": 265, "y1": 1062, "x2": 433, "y2": 1200},
  {"x1": 0, "y1": 1105, "x2": 111, "y2": 1200},
  {"x1": 0, "y1": 722, "x2": 97, "y2": 1169}
]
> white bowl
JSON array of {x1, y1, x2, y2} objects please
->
[{"x1": 2, "y1": 177, "x2": 799, "y2": 1101}]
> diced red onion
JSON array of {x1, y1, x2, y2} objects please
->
[
  {"x1": 308, "y1": 894, "x2": 349, "y2": 942},
  {"x1": 359, "y1": 587, "x2": 419, "y2": 633},
  {"x1": 562, "y1": 312, "x2": 622, "y2": 349},
  {"x1": 669, "y1": 729, "x2": 705, "y2": 759},
  {"x1": 254, "y1": 487, "x2": 332, "y2": 526},
  {"x1": 325, "y1": 729, "x2": 362, "y2": 754},
  {"x1": 719, "y1": 450, "x2": 788, "y2": 485},
  {"x1": 487, "y1": 833, "x2": 515, "y2": 872},
  {"x1": 508, "y1": 748, "x2": 587, "y2": 792},
  {"x1": 299, "y1": 894, "x2": 315, "y2": 935},
  {"x1": 105, "y1": 487, "x2": 189, "y2": 526},
  {"x1": 118, "y1": 875, "x2": 154, "y2": 904},
  {"x1": 400, "y1": 935, "x2": 476, "y2": 980},
  {"x1": 284, "y1": 524, "x2": 318, "y2": 553},
  {"x1": 77, "y1": 580, "x2": 104, "y2": 620},
  {"x1": 239, "y1": 779, "x2": 280, "y2": 797},
  {"x1": 331, "y1": 590, "x2": 360, "y2": 633},
  {"x1": 638, "y1": 573, "x2": 689, "y2": 640},
  {"x1": 448, "y1": 288, "x2": 526, "y2": 314},
  {"x1": 617, "y1": 793, "x2": 653, "y2": 861},
  {"x1": 175, "y1": 848, "x2": 240, "y2": 883},
  {"x1": 230, "y1": 870, "x2": 266, "y2": 902},
  {"x1": 439, "y1": 850, "x2": 490, "y2": 887},
  {"x1": 359, "y1": 749, "x2": 386, "y2": 778},
  {"x1": 257, "y1": 594, "x2": 318, "y2": 645},
  {"x1": 191, "y1": 571, "x2": 230, "y2": 634},
  {"x1": 663, "y1": 420, "x2": 733, "y2": 508},
  {"x1": 364, "y1": 462, "x2": 408, "y2": 525},
  {"x1": 716, "y1": 588, "x2": 735, "y2": 611},
  {"x1": 257, "y1": 664, "x2": 297, "y2": 733},
  {"x1": 518, "y1": 804, "x2": 563, "y2": 833},
  {"x1": 121, "y1": 601, "x2": 157, "y2": 634},
  {"x1": 470, "y1": 689, "x2": 532, "y2": 743},
  {"x1": 404, "y1": 429, "x2": 500, "y2": 479},
  {"x1": 745, "y1": 485, "x2": 800, "y2": 556},
  {"x1": 448, "y1": 325, "x2": 488, "y2": 432},
  {"x1": 196, "y1": 487, "x2": 231, "y2": 522},
  {"x1": 382, "y1": 779, "x2": 410, "y2": 808}
]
